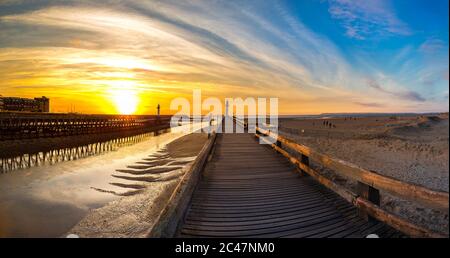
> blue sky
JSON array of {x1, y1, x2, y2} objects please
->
[
  {"x1": 288, "y1": 0, "x2": 449, "y2": 106},
  {"x1": 0, "y1": 0, "x2": 448, "y2": 114}
]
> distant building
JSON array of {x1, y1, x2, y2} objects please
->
[
  {"x1": 35, "y1": 96, "x2": 50, "y2": 112},
  {"x1": 0, "y1": 96, "x2": 50, "y2": 112}
]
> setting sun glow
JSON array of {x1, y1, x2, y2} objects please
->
[{"x1": 111, "y1": 89, "x2": 139, "y2": 115}]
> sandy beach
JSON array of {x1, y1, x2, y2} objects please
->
[{"x1": 279, "y1": 113, "x2": 449, "y2": 234}]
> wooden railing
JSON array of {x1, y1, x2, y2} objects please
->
[
  {"x1": 148, "y1": 127, "x2": 220, "y2": 237},
  {"x1": 232, "y1": 116, "x2": 248, "y2": 130},
  {"x1": 255, "y1": 126, "x2": 449, "y2": 238}
]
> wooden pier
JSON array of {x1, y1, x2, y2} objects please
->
[
  {"x1": 149, "y1": 119, "x2": 448, "y2": 238},
  {"x1": 179, "y1": 133, "x2": 401, "y2": 237},
  {"x1": 0, "y1": 112, "x2": 171, "y2": 140}
]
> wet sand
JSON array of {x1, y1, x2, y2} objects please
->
[
  {"x1": 68, "y1": 133, "x2": 207, "y2": 238},
  {"x1": 0, "y1": 123, "x2": 207, "y2": 237},
  {"x1": 279, "y1": 113, "x2": 449, "y2": 234}
]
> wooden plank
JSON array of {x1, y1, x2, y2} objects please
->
[
  {"x1": 181, "y1": 214, "x2": 344, "y2": 237},
  {"x1": 188, "y1": 196, "x2": 337, "y2": 214},
  {"x1": 185, "y1": 203, "x2": 332, "y2": 223},
  {"x1": 184, "y1": 206, "x2": 336, "y2": 227},
  {"x1": 184, "y1": 212, "x2": 343, "y2": 232}
]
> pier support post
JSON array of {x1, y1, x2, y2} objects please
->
[
  {"x1": 298, "y1": 154, "x2": 309, "y2": 177},
  {"x1": 357, "y1": 182, "x2": 380, "y2": 222}
]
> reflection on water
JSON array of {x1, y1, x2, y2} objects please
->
[
  {"x1": 0, "y1": 122, "x2": 208, "y2": 237},
  {"x1": 0, "y1": 129, "x2": 170, "y2": 173}
]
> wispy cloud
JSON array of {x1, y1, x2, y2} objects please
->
[
  {"x1": 353, "y1": 101, "x2": 385, "y2": 108},
  {"x1": 0, "y1": 0, "x2": 447, "y2": 113},
  {"x1": 0, "y1": 1, "x2": 362, "y2": 103},
  {"x1": 419, "y1": 38, "x2": 447, "y2": 54},
  {"x1": 443, "y1": 70, "x2": 449, "y2": 81},
  {"x1": 327, "y1": 0, "x2": 412, "y2": 39},
  {"x1": 367, "y1": 78, "x2": 426, "y2": 102}
]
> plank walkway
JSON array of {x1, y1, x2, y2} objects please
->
[{"x1": 178, "y1": 132, "x2": 402, "y2": 238}]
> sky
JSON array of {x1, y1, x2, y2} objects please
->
[{"x1": 0, "y1": 0, "x2": 448, "y2": 115}]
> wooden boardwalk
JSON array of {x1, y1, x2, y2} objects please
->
[{"x1": 178, "y1": 133, "x2": 401, "y2": 238}]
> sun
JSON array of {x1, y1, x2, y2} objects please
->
[{"x1": 111, "y1": 89, "x2": 139, "y2": 115}]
